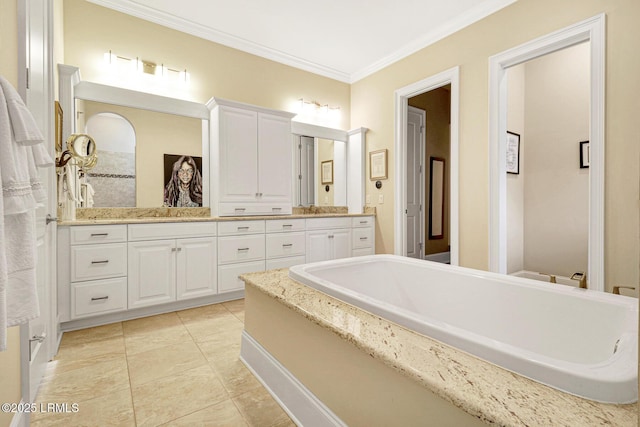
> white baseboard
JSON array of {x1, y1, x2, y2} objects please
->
[{"x1": 240, "y1": 331, "x2": 346, "y2": 427}]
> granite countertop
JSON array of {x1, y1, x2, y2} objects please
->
[
  {"x1": 57, "y1": 206, "x2": 376, "y2": 226},
  {"x1": 240, "y1": 269, "x2": 637, "y2": 427}
]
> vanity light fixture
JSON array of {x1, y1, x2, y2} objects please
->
[{"x1": 103, "y1": 50, "x2": 190, "y2": 83}]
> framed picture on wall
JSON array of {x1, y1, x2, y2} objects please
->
[
  {"x1": 580, "y1": 141, "x2": 589, "y2": 168},
  {"x1": 506, "y1": 131, "x2": 520, "y2": 174},
  {"x1": 370, "y1": 149, "x2": 388, "y2": 180},
  {"x1": 321, "y1": 160, "x2": 333, "y2": 184},
  {"x1": 54, "y1": 101, "x2": 63, "y2": 152},
  {"x1": 163, "y1": 154, "x2": 203, "y2": 207}
]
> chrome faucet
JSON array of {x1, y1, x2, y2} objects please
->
[
  {"x1": 570, "y1": 272, "x2": 587, "y2": 289},
  {"x1": 539, "y1": 273, "x2": 556, "y2": 283}
]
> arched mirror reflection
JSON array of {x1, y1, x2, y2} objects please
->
[{"x1": 84, "y1": 112, "x2": 136, "y2": 207}]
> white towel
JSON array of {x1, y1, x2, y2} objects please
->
[{"x1": 0, "y1": 76, "x2": 52, "y2": 351}]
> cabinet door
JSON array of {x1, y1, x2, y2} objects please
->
[
  {"x1": 128, "y1": 240, "x2": 176, "y2": 309},
  {"x1": 257, "y1": 113, "x2": 292, "y2": 202},
  {"x1": 176, "y1": 237, "x2": 217, "y2": 300},
  {"x1": 331, "y1": 229, "x2": 352, "y2": 260},
  {"x1": 306, "y1": 230, "x2": 330, "y2": 263},
  {"x1": 219, "y1": 106, "x2": 258, "y2": 201}
]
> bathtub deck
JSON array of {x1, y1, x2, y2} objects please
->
[{"x1": 241, "y1": 268, "x2": 637, "y2": 427}]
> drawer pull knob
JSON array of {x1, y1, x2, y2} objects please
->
[
  {"x1": 90, "y1": 233, "x2": 109, "y2": 237},
  {"x1": 272, "y1": 207, "x2": 282, "y2": 211},
  {"x1": 360, "y1": 221, "x2": 368, "y2": 224},
  {"x1": 235, "y1": 208, "x2": 246, "y2": 212},
  {"x1": 282, "y1": 243, "x2": 293, "y2": 247},
  {"x1": 360, "y1": 237, "x2": 368, "y2": 240},
  {"x1": 91, "y1": 260, "x2": 109, "y2": 264},
  {"x1": 328, "y1": 235, "x2": 334, "y2": 239},
  {"x1": 91, "y1": 296, "x2": 109, "y2": 301},
  {"x1": 237, "y1": 248, "x2": 250, "y2": 251},
  {"x1": 282, "y1": 224, "x2": 292, "y2": 228},
  {"x1": 237, "y1": 226, "x2": 250, "y2": 230}
]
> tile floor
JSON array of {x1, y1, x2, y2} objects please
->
[{"x1": 31, "y1": 299, "x2": 295, "y2": 427}]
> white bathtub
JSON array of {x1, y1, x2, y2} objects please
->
[{"x1": 289, "y1": 255, "x2": 638, "y2": 403}]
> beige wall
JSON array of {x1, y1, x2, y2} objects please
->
[
  {"x1": 0, "y1": 0, "x2": 23, "y2": 425},
  {"x1": 523, "y1": 43, "x2": 590, "y2": 278},
  {"x1": 408, "y1": 87, "x2": 451, "y2": 256},
  {"x1": 351, "y1": 0, "x2": 640, "y2": 294},
  {"x1": 63, "y1": 0, "x2": 350, "y2": 130}
]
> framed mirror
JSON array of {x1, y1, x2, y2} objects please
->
[{"x1": 59, "y1": 65, "x2": 210, "y2": 209}]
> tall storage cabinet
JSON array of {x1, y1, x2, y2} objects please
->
[{"x1": 209, "y1": 98, "x2": 296, "y2": 216}]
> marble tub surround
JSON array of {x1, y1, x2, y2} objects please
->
[{"x1": 240, "y1": 269, "x2": 637, "y2": 427}]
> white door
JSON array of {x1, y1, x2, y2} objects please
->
[
  {"x1": 306, "y1": 230, "x2": 330, "y2": 262},
  {"x1": 219, "y1": 106, "x2": 258, "y2": 202},
  {"x1": 19, "y1": 0, "x2": 56, "y2": 402},
  {"x1": 258, "y1": 113, "x2": 292, "y2": 202},
  {"x1": 406, "y1": 107, "x2": 425, "y2": 259},
  {"x1": 128, "y1": 240, "x2": 176, "y2": 309},
  {"x1": 176, "y1": 237, "x2": 217, "y2": 300}
]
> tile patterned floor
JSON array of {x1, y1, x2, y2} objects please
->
[{"x1": 31, "y1": 300, "x2": 295, "y2": 427}]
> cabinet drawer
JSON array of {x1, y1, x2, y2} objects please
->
[
  {"x1": 128, "y1": 222, "x2": 216, "y2": 241},
  {"x1": 218, "y1": 220, "x2": 265, "y2": 235},
  {"x1": 266, "y1": 256, "x2": 306, "y2": 270},
  {"x1": 71, "y1": 277, "x2": 127, "y2": 318},
  {"x1": 352, "y1": 247, "x2": 375, "y2": 257},
  {"x1": 265, "y1": 218, "x2": 305, "y2": 233},
  {"x1": 219, "y1": 203, "x2": 292, "y2": 216},
  {"x1": 71, "y1": 243, "x2": 127, "y2": 282},
  {"x1": 218, "y1": 260, "x2": 265, "y2": 293},
  {"x1": 266, "y1": 232, "x2": 305, "y2": 259},
  {"x1": 70, "y1": 225, "x2": 127, "y2": 245},
  {"x1": 218, "y1": 234, "x2": 265, "y2": 264},
  {"x1": 306, "y1": 217, "x2": 351, "y2": 230},
  {"x1": 352, "y1": 227, "x2": 374, "y2": 249},
  {"x1": 352, "y1": 216, "x2": 375, "y2": 228}
]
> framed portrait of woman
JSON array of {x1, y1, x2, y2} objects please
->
[{"x1": 163, "y1": 153, "x2": 203, "y2": 207}]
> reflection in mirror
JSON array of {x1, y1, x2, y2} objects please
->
[
  {"x1": 294, "y1": 134, "x2": 346, "y2": 207},
  {"x1": 75, "y1": 100, "x2": 203, "y2": 208}
]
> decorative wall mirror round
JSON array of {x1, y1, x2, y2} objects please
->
[{"x1": 66, "y1": 133, "x2": 98, "y2": 170}]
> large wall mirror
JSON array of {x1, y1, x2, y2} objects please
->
[
  {"x1": 59, "y1": 65, "x2": 210, "y2": 209},
  {"x1": 291, "y1": 122, "x2": 348, "y2": 208}
]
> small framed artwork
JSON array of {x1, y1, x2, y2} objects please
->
[
  {"x1": 54, "y1": 101, "x2": 63, "y2": 152},
  {"x1": 321, "y1": 160, "x2": 333, "y2": 184},
  {"x1": 580, "y1": 141, "x2": 589, "y2": 168},
  {"x1": 370, "y1": 149, "x2": 388, "y2": 180},
  {"x1": 506, "y1": 131, "x2": 520, "y2": 174},
  {"x1": 429, "y1": 157, "x2": 445, "y2": 240}
]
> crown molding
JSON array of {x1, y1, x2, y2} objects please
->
[
  {"x1": 350, "y1": 0, "x2": 517, "y2": 83},
  {"x1": 88, "y1": 0, "x2": 351, "y2": 83},
  {"x1": 89, "y1": 0, "x2": 515, "y2": 84}
]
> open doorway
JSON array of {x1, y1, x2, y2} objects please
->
[
  {"x1": 394, "y1": 67, "x2": 459, "y2": 265},
  {"x1": 406, "y1": 86, "x2": 451, "y2": 263}
]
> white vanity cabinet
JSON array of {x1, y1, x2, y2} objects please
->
[
  {"x1": 58, "y1": 225, "x2": 128, "y2": 321},
  {"x1": 305, "y1": 217, "x2": 352, "y2": 263},
  {"x1": 217, "y1": 220, "x2": 266, "y2": 293},
  {"x1": 127, "y1": 222, "x2": 217, "y2": 309},
  {"x1": 265, "y1": 218, "x2": 306, "y2": 270},
  {"x1": 209, "y1": 98, "x2": 296, "y2": 216},
  {"x1": 351, "y1": 216, "x2": 375, "y2": 257}
]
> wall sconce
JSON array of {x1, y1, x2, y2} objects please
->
[{"x1": 294, "y1": 98, "x2": 341, "y2": 126}]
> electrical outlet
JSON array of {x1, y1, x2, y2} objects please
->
[{"x1": 378, "y1": 194, "x2": 384, "y2": 204}]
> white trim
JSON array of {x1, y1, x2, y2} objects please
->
[
  {"x1": 291, "y1": 122, "x2": 348, "y2": 142},
  {"x1": 240, "y1": 331, "x2": 347, "y2": 427},
  {"x1": 488, "y1": 14, "x2": 605, "y2": 291},
  {"x1": 9, "y1": 400, "x2": 28, "y2": 427},
  {"x1": 347, "y1": 128, "x2": 368, "y2": 214},
  {"x1": 394, "y1": 67, "x2": 460, "y2": 266},
  {"x1": 87, "y1": 0, "x2": 515, "y2": 84}
]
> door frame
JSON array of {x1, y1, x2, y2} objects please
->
[
  {"x1": 488, "y1": 14, "x2": 605, "y2": 290},
  {"x1": 394, "y1": 66, "x2": 460, "y2": 265}
]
